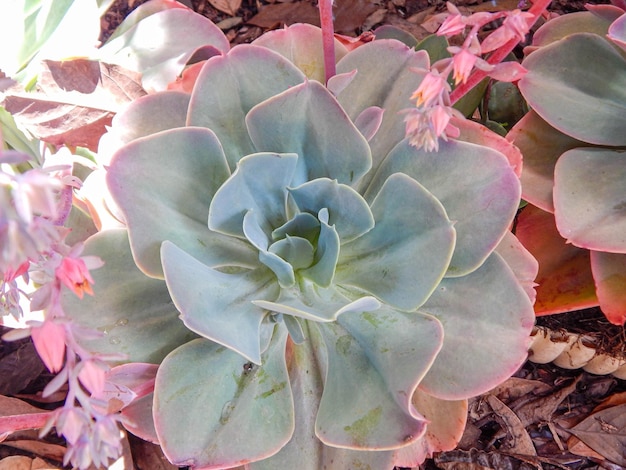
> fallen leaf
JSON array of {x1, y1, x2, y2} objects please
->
[
  {"x1": 0, "y1": 456, "x2": 32, "y2": 470},
  {"x1": 208, "y1": 0, "x2": 241, "y2": 16},
  {"x1": 487, "y1": 394, "x2": 538, "y2": 458},
  {"x1": 469, "y1": 0, "x2": 527, "y2": 12},
  {"x1": 512, "y1": 376, "x2": 580, "y2": 428},
  {"x1": 0, "y1": 396, "x2": 53, "y2": 436},
  {"x1": 2, "y1": 96, "x2": 112, "y2": 151},
  {"x1": 0, "y1": 396, "x2": 47, "y2": 417},
  {"x1": 362, "y1": 9, "x2": 388, "y2": 31},
  {"x1": 435, "y1": 448, "x2": 535, "y2": 469},
  {"x1": 39, "y1": 59, "x2": 146, "y2": 110},
  {"x1": 569, "y1": 403, "x2": 626, "y2": 466},
  {"x1": 247, "y1": 2, "x2": 319, "y2": 29},
  {"x1": 2, "y1": 59, "x2": 146, "y2": 151},
  {"x1": 1, "y1": 439, "x2": 66, "y2": 462},
  {"x1": 31, "y1": 457, "x2": 57, "y2": 470},
  {"x1": 489, "y1": 377, "x2": 552, "y2": 403},
  {"x1": 567, "y1": 435, "x2": 606, "y2": 461},
  {"x1": 0, "y1": 456, "x2": 59, "y2": 470},
  {"x1": 0, "y1": 340, "x2": 45, "y2": 396},
  {"x1": 248, "y1": 0, "x2": 377, "y2": 34},
  {"x1": 596, "y1": 391, "x2": 626, "y2": 411}
]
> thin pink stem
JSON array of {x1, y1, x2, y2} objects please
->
[
  {"x1": 0, "y1": 412, "x2": 55, "y2": 434},
  {"x1": 318, "y1": 0, "x2": 336, "y2": 84},
  {"x1": 449, "y1": 0, "x2": 552, "y2": 105}
]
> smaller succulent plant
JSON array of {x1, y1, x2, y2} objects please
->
[{"x1": 509, "y1": 2, "x2": 626, "y2": 324}]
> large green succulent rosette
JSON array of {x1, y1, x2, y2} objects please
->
[{"x1": 63, "y1": 23, "x2": 534, "y2": 470}]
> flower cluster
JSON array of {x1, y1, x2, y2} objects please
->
[
  {"x1": 404, "y1": 1, "x2": 534, "y2": 151},
  {"x1": 1, "y1": 146, "x2": 124, "y2": 469}
]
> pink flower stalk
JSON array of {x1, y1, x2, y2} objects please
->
[
  {"x1": 31, "y1": 319, "x2": 66, "y2": 372},
  {"x1": 318, "y1": 0, "x2": 336, "y2": 83},
  {"x1": 404, "y1": 0, "x2": 551, "y2": 151},
  {"x1": 481, "y1": 9, "x2": 534, "y2": 53},
  {"x1": 56, "y1": 255, "x2": 96, "y2": 299}
]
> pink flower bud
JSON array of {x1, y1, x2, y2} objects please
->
[
  {"x1": 78, "y1": 360, "x2": 107, "y2": 396},
  {"x1": 31, "y1": 320, "x2": 66, "y2": 373}
]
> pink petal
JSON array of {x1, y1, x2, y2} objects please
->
[
  {"x1": 78, "y1": 360, "x2": 107, "y2": 396},
  {"x1": 31, "y1": 320, "x2": 66, "y2": 373}
]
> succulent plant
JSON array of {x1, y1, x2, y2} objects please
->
[
  {"x1": 509, "y1": 3, "x2": 626, "y2": 325},
  {"x1": 59, "y1": 5, "x2": 535, "y2": 469}
]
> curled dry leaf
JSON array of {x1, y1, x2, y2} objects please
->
[
  {"x1": 208, "y1": 0, "x2": 242, "y2": 16},
  {"x1": 2, "y1": 59, "x2": 146, "y2": 151},
  {"x1": 0, "y1": 455, "x2": 59, "y2": 470},
  {"x1": 486, "y1": 394, "x2": 537, "y2": 457}
]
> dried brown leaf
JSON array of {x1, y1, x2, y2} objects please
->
[
  {"x1": 512, "y1": 376, "x2": 580, "y2": 428},
  {"x1": 435, "y1": 448, "x2": 538, "y2": 470},
  {"x1": 0, "y1": 396, "x2": 46, "y2": 417},
  {"x1": 208, "y1": 0, "x2": 242, "y2": 16},
  {"x1": 595, "y1": 391, "x2": 626, "y2": 411},
  {"x1": 31, "y1": 457, "x2": 57, "y2": 470},
  {"x1": 487, "y1": 395, "x2": 538, "y2": 458},
  {"x1": 490, "y1": 377, "x2": 552, "y2": 403},
  {"x1": 0, "y1": 456, "x2": 59, "y2": 470},
  {"x1": 0, "y1": 341, "x2": 45, "y2": 396},
  {"x1": 39, "y1": 60, "x2": 145, "y2": 109},
  {"x1": 0, "y1": 456, "x2": 32, "y2": 470},
  {"x1": 567, "y1": 435, "x2": 606, "y2": 461},
  {"x1": 569, "y1": 403, "x2": 626, "y2": 466},
  {"x1": 1, "y1": 440, "x2": 66, "y2": 462},
  {"x1": 247, "y1": 2, "x2": 319, "y2": 29},
  {"x1": 248, "y1": 0, "x2": 377, "y2": 34},
  {"x1": 469, "y1": 0, "x2": 524, "y2": 12},
  {"x1": 2, "y1": 59, "x2": 146, "y2": 151},
  {"x1": 2, "y1": 96, "x2": 112, "y2": 151}
]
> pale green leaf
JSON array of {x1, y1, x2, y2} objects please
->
[
  {"x1": 187, "y1": 45, "x2": 306, "y2": 168},
  {"x1": 246, "y1": 80, "x2": 372, "y2": 187},
  {"x1": 288, "y1": 178, "x2": 374, "y2": 242},
  {"x1": 337, "y1": 173, "x2": 455, "y2": 310},
  {"x1": 335, "y1": 40, "x2": 430, "y2": 189},
  {"x1": 209, "y1": 153, "x2": 297, "y2": 237},
  {"x1": 161, "y1": 241, "x2": 278, "y2": 365},
  {"x1": 98, "y1": 7, "x2": 230, "y2": 91},
  {"x1": 519, "y1": 33, "x2": 626, "y2": 146},
  {"x1": 365, "y1": 139, "x2": 519, "y2": 277},
  {"x1": 107, "y1": 127, "x2": 258, "y2": 278},
  {"x1": 315, "y1": 308, "x2": 443, "y2": 449},
  {"x1": 61, "y1": 229, "x2": 196, "y2": 364},
  {"x1": 419, "y1": 253, "x2": 535, "y2": 399},
  {"x1": 554, "y1": 148, "x2": 626, "y2": 252},
  {"x1": 154, "y1": 328, "x2": 293, "y2": 468}
]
